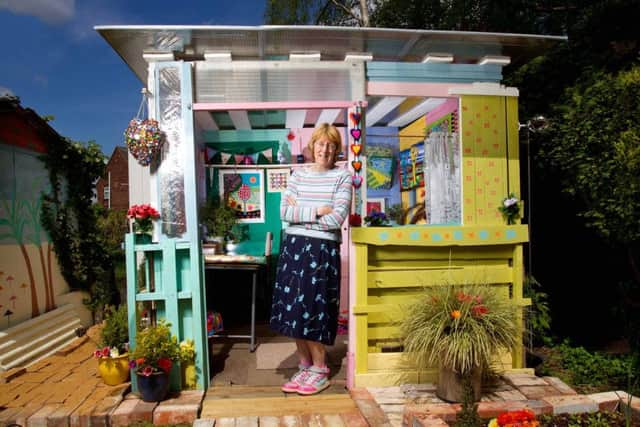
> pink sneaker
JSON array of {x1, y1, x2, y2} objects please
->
[
  {"x1": 281, "y1": 364, "x2": 311, "y2": 393},
  {"x1": 297, "y1": 366, "x2": 330, "y2": 395}
]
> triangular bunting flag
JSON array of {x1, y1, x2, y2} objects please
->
[
  {"x1": 261, "y1": 148, "x2": 272, "y2": 162},
  {"x1": 234, "y1": 154, "x2": 245, "y2": 164},
  {"x1": 220, "y1": 152, "x2": 232, "y2": 164}
]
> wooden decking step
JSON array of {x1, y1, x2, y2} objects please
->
[{"x1": 200, "y1": 384, "x2": 357, "y2": 419}]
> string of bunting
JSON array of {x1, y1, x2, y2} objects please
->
[{"x1": 349, "y1": 105, "x2": 363, "y2": 215}]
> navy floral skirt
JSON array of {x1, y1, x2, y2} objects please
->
[{"x1": 269, "y1": 234, "x2": 340, "y2": 345}]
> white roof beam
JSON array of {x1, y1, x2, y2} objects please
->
[
  {"x1": 315, "y1": 109, "x2": 342, "y2": 127},
  {"x1": 388, "y1": 98, "x2": 447, "y2": 128},
  {"x1": 477, "y1": 55, "x2": 511, "y2": 65},
  {"x1": 204, "y1": 51, "x2": 232, "y2": 62},
  {"x1": 289, "y1": 51, "x2": 321, "y2": 61},
  {"x1": 422, "y1": 52, "x2": 454, "y2": 63},
  {"x1": 344, "y1": 52, "x2": 373, "y2": 62},
  {"x1": 367, "y1": 96, "x2": 406, "y2": 126},
  {"x1": 228, "y1": 110, "x2": 252, "y2": 130},
  {"x1": 194, "y1": 111, "x2": 218, "y2": 131},
  {"x1": 285, "y1": 110, "x2": 307, "y2": 130}
]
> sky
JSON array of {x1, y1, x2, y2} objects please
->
[{"x1": 0, "y1": 0, "x2": 266, "y2": 156}]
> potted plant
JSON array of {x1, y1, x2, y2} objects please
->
[
  {"x1": 179, "y1": 339, "x2": 197, "y2": 390},
  {"x1": 401, "y1": 283, "x2": 519, "y2": 402},
  {"x1": 200, "y1": 197, "x2": 237, "y2": 250},
  {"x1": 129, "y1": 319, "x2": 180, "y2": 402},
  {"x1": 127, "y1": 204, "x2": 160, "y2": 243},
  {"x1": 364, "y1": 210, "x2": 390, "y2": 227},
  {"x1": 94, "y1": 305, "x2": 130, "y2": 386},
  {"x1": 387, "y1": 203, "x2": 406, "y2": 225}
]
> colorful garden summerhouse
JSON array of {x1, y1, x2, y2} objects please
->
[{"x1": 96, "y1": 25, "x2": 563, "y2": 391}]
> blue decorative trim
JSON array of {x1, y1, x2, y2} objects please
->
[{"x1": 366, "y1": 62, "x2": 503, "y2": 83}]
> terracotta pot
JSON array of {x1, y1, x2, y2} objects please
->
[
  {"x1": 436, "y1": 365, "x2": 482, "y2": 403},
  {"x1": 97, "y1": 354, "x2": 130, "y2": 386},
  {"x1": 136, "y1": 370, "x2": 170, "y2": 402}
]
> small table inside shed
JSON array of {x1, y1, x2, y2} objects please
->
[{"x1": 204, "y1": 254, "x2": 268, "y2": 352}]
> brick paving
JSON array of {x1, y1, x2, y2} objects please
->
[{"x1": 1, "y1": 328, "x2": 639, "y2": 426}]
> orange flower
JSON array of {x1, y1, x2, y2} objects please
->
[{"x1": 451, "y1": 310, "x2": 461, "y2": 319}]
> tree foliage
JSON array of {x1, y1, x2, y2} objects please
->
[
  {"x1": 40, "y1": 138, "x2": 117, "y2": 315},
  {"x1": 541, "y1": 66, "x2": 640, "y2": 260},
  {"x1": 264, "y1": 0, "x2": 370, "y2": 26}
]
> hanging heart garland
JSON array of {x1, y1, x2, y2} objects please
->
[
  {"x1": 350, "y1": 112, "x2": 361, "y2": 126},
  {"x1": 351, "y1": 160, "x2": 362, "y2": 172},
  {"x1": 350, "y1": 128, "x2": 361, "y2": 141},
  {"x1": 352, "y1": 175, "x2": 363, "y2": 188},
  {"x1": 350, "y1": 144, "x2": 362, "y2": 156},
  {"x1": 124, "y1": 118, "x2": 164, "y2": 166}
]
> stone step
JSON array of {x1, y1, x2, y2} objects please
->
[
  {"x1": 0, "y1": 303, "x2": 76, "y2": 348},
  {"x1": 0, "y1": 304, "x2": 85, "y2": 371}
]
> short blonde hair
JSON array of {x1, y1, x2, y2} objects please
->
[{"x1": 307, "y1": 123, "x2": 343, "y2": 162}]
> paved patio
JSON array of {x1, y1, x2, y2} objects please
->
[{"x1": 1, "y1": 329, "x2": 639, "y2": 426}]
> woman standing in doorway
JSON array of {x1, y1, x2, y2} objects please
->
[{"x1": 270, "y1": 123, "x2": 352, "y2": 395}]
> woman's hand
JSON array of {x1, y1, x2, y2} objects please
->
[{"x1": 316, "y1": 205, "x2": 333, "y2": 216}]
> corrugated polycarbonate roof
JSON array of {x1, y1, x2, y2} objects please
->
[{"x1": 94, "y1": 25, "x2": 566, "y2": 83}]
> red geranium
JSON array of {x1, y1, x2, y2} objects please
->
[
  {"x1": 127, "y1": 204, "x2": 160, "y2": 234},
  {"x1": 157, "y1": 357, "x2": 173, "y2": 373}
]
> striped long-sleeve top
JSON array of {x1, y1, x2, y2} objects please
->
[{"x1": 280, "y1": 166, "x2": 352, "y2": 242}]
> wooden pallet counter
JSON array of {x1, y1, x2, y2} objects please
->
[{"x1": 350, "y1": 225, "x2": 530, "y2": 387}]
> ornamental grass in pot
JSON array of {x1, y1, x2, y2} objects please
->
[
  {"x1": 401, "y1": 283, "x2": 520, "y2": 402},
  {"x1": 129, "y1": 319, "x2": 180, "y2": 402},
  {"x1": 94, "y1": 305, "x2": 130, "y2": 386}
]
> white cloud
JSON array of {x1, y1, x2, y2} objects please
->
[
  {"x1": 0, "y1": 0, "x2": 75, "y2": 24},
  {"x1": 0, "y1": 86, "x2": 16, "y2": 98}
]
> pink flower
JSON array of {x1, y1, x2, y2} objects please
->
[
  {"x1": 101, "y1": 347, "x2": 110, "y2": 357},
  {"x1": 94, "y1": 349, "x2": 102, "y2": 359},
  {"x1": 142, "y1": 366, "x2": 154, "y2": 376}
]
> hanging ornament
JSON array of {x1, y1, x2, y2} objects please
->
[
  {"x1": 350, "y1": 128, "x2": 362, "y2": 140},
  {"x1": 349, "y1": 112, "x2": 362, "y2": 126},
  {"x1": 124, "y1": 89, "x2": 164, "y2": 166},
  {"x1": 351, "y1": 175, "x2": 363, "y2": 188},
  {"x1": 351, "y1": 160, "x2": 362, "y2": 172},
  {"x1": 350, "y1": 144, "x2": 362, "y2": 156}
]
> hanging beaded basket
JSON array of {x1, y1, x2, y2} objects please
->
[{"x1": 124, "y1": 89, "x2": 163, "y2": 166}]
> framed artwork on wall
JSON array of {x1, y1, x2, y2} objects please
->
[
  {"x1": 219, "y1": 169, "x2": 265, "y2": 223},
  {"x1": 366, "y1": 197, "x2": 385, "y2": 216},
  {"x1": 266, "y1": 168, "x2": 290, "y2": 192}
]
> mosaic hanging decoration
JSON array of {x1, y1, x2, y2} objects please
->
[
  {"x1": 124, "y1": 89, "x2": 164, "y2": 166},
  {"x1": 349, "y1": 104, "x2": 364, "y2": 214}
]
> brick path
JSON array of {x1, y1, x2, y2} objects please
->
[{"x1": 2, "y1": 329, "x2": 639, "y2": 426}]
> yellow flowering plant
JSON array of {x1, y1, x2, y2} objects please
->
[{"x1": 401, "y1": 283, "x2": 520, "y2": 376}]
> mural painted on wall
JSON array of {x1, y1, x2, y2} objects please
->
[{"x1": 0, "y1": 144, "x2": 64, "y2": 330}]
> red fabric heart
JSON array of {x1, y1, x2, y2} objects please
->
[
  {"x1": 352, "y1": 175, "x2": 363, "y2": 188},
  {"x1": 350, "y1": 144, "x2": 362, "y2": 155},
  {"x1": 350, "y1": 128, "x2": 361, "y2": 140},
  {"x1": 350, "y1": 112, "x2": 361, "y2": 125},
  {"x1": 351, "y1": 161, "x2": 362, "y2": 172}
]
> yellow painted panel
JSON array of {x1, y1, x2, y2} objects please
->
[
  {"x1": 367, "y1": 352, "x2": 415, "y2": 370},
  {"x1": 355, "y1": 371, "x2": 420, "y2": 388},
  {"x1": 507, "y1": 97, "x2": 521, "y2": 199},
  {"x1": 369, "y1": 244, "x2": 516, "y2": 261},
  {"x1": 368, "y1": 324, "x2": 403, "y2": 340},
  {"x1": 460, "y1": 95, "x2": 522, "y2": 226},
  {"x1": 351, "y1": 225, "x2": 528, "y2": 246},
  {"x1": 369, "y1": 258, "x2": 509, "y2": 270},
  {"x1": 367, "y1": 265, "x2": 513, "y2": 288}
]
